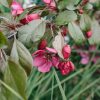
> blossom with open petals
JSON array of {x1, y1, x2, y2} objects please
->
[
  {"x1": 11, "y1": 1, "x2": 40, "y2": 24},
  {"x1": 32, "y1": 47, "x2": 59, "y2": 73}
]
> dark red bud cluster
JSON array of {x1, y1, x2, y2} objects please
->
[{"x1": 58, "y1": 61, "x2": 75, "y2": 75}]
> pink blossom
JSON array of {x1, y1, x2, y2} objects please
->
[
  {"x1": 11, "y1": 1, "x2": 40, "y2": 24},
  {"x1": 32, "y1": 48, "x2": 59, "y2": 73},
  {"x1": 11, "y1": 1, "x2": 23, "y2": 16},
  {"x1": 20, "y1": 14, "x2": 40, "y2": 24},
  {"x1": 58, "y1": 61, "x2": 75, "y2": 75}
]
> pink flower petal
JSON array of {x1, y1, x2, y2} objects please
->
[
  {"x1": 38, "y1": 60, "x2": 52, "y2": 73},
  {"x1": 43, "y1": 0, "x2": 51, "y2": 4},
  {"x1": 11, "y1": 1, "x2": 23, "y2": 16},
  {"x1": 33, "y1": 56, "x2": 46, "y2": 67},
  {"x1": 46, "y1": 47, "x2": 57, "y2": 53},
  {"x1": 32, "y1": 50, "x2": 45, "y2": 56},
  {"x1": 49, "y1": 0, "x2": 56, "y2": 8},
  {"x1": 52, "y1": 56, "x2": 59, "y2": 68},
  {"x1": 11, "y1": 1, "x2": 23, "y2": 10}
]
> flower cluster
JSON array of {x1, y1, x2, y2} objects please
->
[
  {"x1": 32, "y1": 46, "x2": 59, "y2": 73},
  {"x1": 58, "y1": 45, "x2": 75, "y2": 75},
  {"x1": 32, "y1": 39, "x2": 75, "y2": 75},
  {"x1": 11, "y1": 1, "x2": 40, "y2": 24}
]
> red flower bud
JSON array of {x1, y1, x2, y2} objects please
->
[
  {"x1": 78, "y1": 9, "x2": 84, "y2": 14},
  {"x1": 62, "y1": 45, "x2": 71, "y2": 59},
  {"x1": 58, "y1": 61, "x2": 75, "y2": 75},
  {"x1": 38, "y1": 39, "x2": 47, "y2": 50},
  {"x1": 86, "y1": 30, "x2": 92, "y2": 38},
  {"x1": 61, "y1": 26, "x2": 68, "y2": 36}
]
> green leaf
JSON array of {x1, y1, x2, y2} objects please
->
[
  {"x1": 18, "y1": 19, "x2": 46, "y2": 45},
  {"x1": 0, "y1": 32, "x2": 8, "y2": 49},
  {"x1": 0, "y1": 0, "x2": 9, "y2": 7},
  {"x1": 10, "y1": 40, "x2": 19, "y2": 63},
  {"x1": 80, "y1": 14, "x2": 91, "y2": 32},
  {"x1": 0, "y1": 85, "x2": 6, "y2": 100},
  {"x1": 83, "y1": 3, "x2": 93, "y2": 10},
  {"x1": 58, "y1": 0, "x2": 81, "y2": 10},
  {"x1": 0, "y1": 50, "x2": 7, "y2": 73},
  {"x1": 0, "y1": 5, "x2": 10, "y2": 13},
  {"x1": 10, "y1": 39, "x2": 33, "y2": 74},
  {"x1": 55, "y1": 10, "x2": 77, "y2": 25},
  {"x1": 16, "y1": 0, "x2": 23, "y2": 4},
  {"x1": 68, "y1": 22, "x2": 86, "y2": 44},
  {"x1": 0, "y1": 80, "x2": 24, "y2": 100},
  {"x1": 16, "y1": 40, "x2": 33, "y2": 74},
  {"x1": 4, "y1": 59, "x2": 27, "y2": 100},
  {"x1": 88, "y1": 19, "x2": 100, "y2": 45}
]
